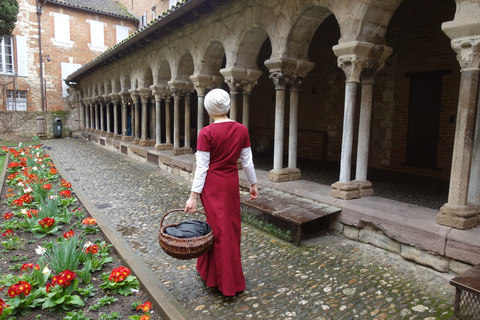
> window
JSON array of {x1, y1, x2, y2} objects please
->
[
  {"x1": 90, "y1": 20, "x2": 106, "y2": 50},
  {"x1": 61, "y1": 62, "x2": 82, "y2": 97},
  {"x1": 0, "y1": 36, "x2": 14, "y2": 74},
  {"x1": 151, "y1": 5, "x2": 157, "y2": 20},
  {"x1": 169, "y1": 0, "x2": 177, "y2": 8},
  {"x1": 116, "y1": 25, "x2": 129, "y2": 44},
  {"x1": 140, "y1": 12, "x2": 147, "y2": 28},
  {"x1": 53, "y1": 13, "x2": 72, "y2": 46},
  {"x1": 7, "y1": 90, "x2": 27, "y2": 111}
]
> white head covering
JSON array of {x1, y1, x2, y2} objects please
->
[{"x1": 204, "y1": 89, "x2": 230, "y2": 116}]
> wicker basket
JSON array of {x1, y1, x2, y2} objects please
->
[{"x1": 158, "y1": 209, "x2": 214, "y2": 260}]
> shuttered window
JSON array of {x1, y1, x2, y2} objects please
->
[
  {"x1": 116, "y1": 25, "x2": 129, "y2": 44},
  {"x1": 0, "y1": 36, "x2": 14, "y2": 74},
  {"x1": 61, "y1": 62, "x2": 82, "y2": 97},
  {"x1": 7, "y1": 91, "x2": 28, "y2": 111},
  {"x1": 54, "y1": 13, "x2": 71, "y2": 44},
  {"x1": 16, "y1": 35, "x2": 28, "y2": 77},
  {"x1": 90, "y1": 20, "x2": 105, "y2": 50}
]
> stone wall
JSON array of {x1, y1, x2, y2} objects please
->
[{"x1": 0, "y1": 111, "x2": 77, "y2": 138}]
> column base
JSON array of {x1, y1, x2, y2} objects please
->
[
  {"x1": 134, "y1": 138, "x2": 140, "y2": 145},
  {"x1": 100, "y1": 131, "x2": 107, "y2": 137},
  {"x1": 172, "y1": 147, "x2": 184, "y2": 156},
  {"x1": 121, "y1": 136, "x2": 133, "y2": 142},
  {"x1": 437, "y1": 203, "x2": 478, "y2": 229},
  {"x1": 351, "y1": 180, "x2": 374, "y2": 197},
  {"x1": 163, "y1": 143, "x2": 173, "y2": 150},
  {"x1": 139, "y1": 139, "x2": 149, "y2": 147},
  {"x1": 106, "y1": 132, "x2": 114, "y2": 138},
  {"x1": 114, "y1": 134, "x2": 122, "y2": 140},
  {"x1": 330, "y1": 181, "x2": 360, "y2": 200},
  {"x1": 155, "y1": 144, "x2": 166, "y2": 150},
  {"x1": 268, "y1": 168, "x2": 302, "y2": 182},
  {"x1": 184, "y1": 147, "x2": 193, "y2": 154}
]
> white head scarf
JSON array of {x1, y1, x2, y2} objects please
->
[{"x1": 204, "y1": 89, "x2": 230, "y2": 116}]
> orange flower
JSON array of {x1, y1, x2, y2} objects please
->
[{"x1": 82, "y1": 217, "x2": 96, "y2": 225}]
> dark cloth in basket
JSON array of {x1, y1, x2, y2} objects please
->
[{"x1": 164, "y1": 220, "x2": 211, "y2": 238}]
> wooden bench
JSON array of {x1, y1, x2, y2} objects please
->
[
  {"x1": 241, "y1": 188, "x2": 341, "y2": 246},
  {"x1": 450, "y1": 264, "x2": 480, "y2": 319}
]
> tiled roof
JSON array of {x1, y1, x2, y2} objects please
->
[{"x1": 46, "y1": 0, "x2": 137, "y2": 20}]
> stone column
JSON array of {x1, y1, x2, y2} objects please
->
[
  {"x1": 330, "y1": 42, "x2": 371, "y2": 200},
  {"x1": 129, "y1": 90, "x2": 140, "y2": 144},
  {"x1": 89, "y1": 102, "x2": 94, "y2": 132},
  {"x1": 150, "y1": 97, "x2": 156, "y2": 145},
  {"x1": 151, "y1": 85, "x2": 166, "y2": 150},
  {"x1": 121, "y1": 93, "x2": 132, "y2": 141},
  {"x1": 468, "y1": 90, "x2": 480, "y2": 206},
  {"x1": 196, "y1": 86, "x2": 206, "y2": 135},
  {"x1": 171, "y1": 88, "x2": 183, "y2": 155},
  {"x1": 164, "y1": 92, "x2": 173, "y2": 149},
  {"x1": 183, "y1": 89, "x2": 193, "y2": 154},
  {"x1": 84, "y1": 101, "x2": 89, "y2": 131},
  {"x1": 104, "y1": 97, "x2": 113, "y2": 137},
  {"x1": 95, "y1": 100, "x2": 100, "y2": 134},
  {"x1": 437, "y1": 35, "x2": 480, "y2": 228},
  {"x1": 270, "y1": 72, "x2": 287, "y2": 173},
  {"x1": 288, "y1": 78, "x2": 300, "y2": 173},
  {"x1": 240, "y1": 79, "x2": 260, "y2": 128},
  {"x1": 137, "y1": 88, "x2": 151, "y2": 147},
  {"x1": 79, "y1": 101, "x2": 85, "y2": 130},
  {"x1": 112, "y1": 95, "x2": 121, "y2": 139},
  {"x1": 225, "y1": 79, "x2": 240, "y2": 121}
]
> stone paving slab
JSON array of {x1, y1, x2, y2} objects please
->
[{"x1": 44, "y1": 136, "x2": 458, "y2": 319}]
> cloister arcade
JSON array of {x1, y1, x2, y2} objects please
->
[{"x1": 66, "y1": 0, "x2": 480, "y2": 230}]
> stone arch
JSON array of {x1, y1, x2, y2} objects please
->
[
  {"x1": 113, "y1": 76, "x2": 121, "y2": 94},
  {"x1": 176, "y1": 52, "x2": 194, "y2": 81},
  {"x1": 156, "y1": 60, "x2": 171, "y2": 86},
  {"x1": 104, "y1": 79, "x2": 112, "y2": 95},
  {"x1": 284, "y1": 5, "x2": 335, "y2": 61},
  {"x1": 230, "y1": 26, "x2": 270, "y2": 70},
  {"x1": 139, "y1": 66, "x2": 154, "y2": 88},
  {"x1": 121, "y1": 73, "x2": 131, "y2": 92},
  {"x1": 333, "y1": 0, "x2": 403, "y2": 44},
  {"x1": 199, "y1": 39, "x2": 225, "y2": 76}
]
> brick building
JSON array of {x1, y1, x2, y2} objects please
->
[{"x1": 0, "y1": 0, "x2": 137, "y2": 114}]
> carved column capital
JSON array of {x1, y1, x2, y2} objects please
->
[
  {"x1": 337, "y1": 54, "x2": 369, "y2": 83},
  {"x1": 269, "y1": 72, "x2": 294, "y2": 90},
  {"x1": 451, "y1": 37, "x2": 480, "y2": 71}
]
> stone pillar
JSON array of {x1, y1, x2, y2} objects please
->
[
  {"x1": 225, "y1": 79, "x2": 240, "y2": 121},
  {"x1": 270, "y1": 72, "x2": 287, "y2": 172},
  {"x1": 121, "y1": 93, "x2": 132, "y2": 141},
  {"x1": 84, "y1": 101, "x2": 89, "y2": 131},
  {"x1": 137, "y1": 88, "x2": 151, "y2": 147},
  {"x1": 288, "y1": 79, "x2": 300, "y2": 174},
  {"x1": 240, "y1": 79, "x2": 259, "y2": 128},
  {"x1": 164, "y1": 92, "x2": 173, "y2": 149},
  {"x1": 151, "y1": 85, "x2": 166, "y2": 149},
  {"x1": 183, "y1": 89, "x2": 193, "y2": 154},
  {"x1": 95, "y1": 101, "x2": 100, "y2": 134},
  {"x1": 129, "y1": 90, "x2": 140, "y2": 144},
  {"x1": 105, "y1": 97, "x2": 113, "y2": 137},
  {"x1": 437, "y1": 19, "x2": 480, "y2": 229},
  {"x1": 89, "y1": 103, "x2": 94, "y2": 132},
  {"x1": 330, "y1": 42, "x2": 371, "y2": 200},
  {"x1": 150, "y1": 97, "x2": 156, "y2": 144},
  {"x1": 171, "y1": 88, "x2": 183, "y2": 155},
  {"x1": 79, "y1": 102, "x2": 85, "y2": 130},
  {"x1": 110, "y1": 94, "x2": 119, "y2": 138},
  {"x1": 197, "y1": 86, "x2": 206, "y2": 135},
  {"x1": 468, "y1": 90, "x2": 480, "y2": 207}
]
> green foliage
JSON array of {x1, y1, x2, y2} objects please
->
[
  {"x1": 0, "y1": 0, "x2": 18, "y2": 37},
  {"x1": 62, "y1": 310, "x2": 92, "y2": 320},
  {"x1": 99, "y1": 272, "x2": 140, "y2": 296},
  {"x1": 39, "y1": 235, "x2": 86, "y2": 274},
  {"x1": 98, "y1": 312, "x2": 121, "y2": 320},
  {"x1": 88, "y1": 295, "x2": 118, "y2": 311},
  {"x1": 76, "y1": 284, "x2": 96, "y2": 298}
]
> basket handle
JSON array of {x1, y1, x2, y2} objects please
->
[{"x1": 160, "y1": 209, "x2": 206, "y2": 228}]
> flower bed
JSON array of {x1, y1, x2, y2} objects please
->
[{"x1": 0, "y1": 144, "x2": 160, "y2": 320}]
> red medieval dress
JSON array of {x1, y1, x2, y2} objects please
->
[{"x1": 195, "y1": 121, "x2": 251, "y2": 296}]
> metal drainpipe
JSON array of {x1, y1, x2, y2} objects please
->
[{"x1": 36, "y1": 0, "x2": 46, "y2": 111}]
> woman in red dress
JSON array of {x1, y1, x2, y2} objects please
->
[{"x1": 185, "y1": 88, "x2": 258, "y2": 296}]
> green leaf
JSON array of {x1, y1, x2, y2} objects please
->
[
  {"x1": 118, "y1": 286, "x2": 132, "y2": 296},
  {"x1": 67, "y1": 295, "x2": 85, "y2": 306}
]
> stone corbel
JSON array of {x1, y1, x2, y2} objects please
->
[
  {"x1": 136, "y1": 88, "x2": 152, "y2": 103},
  {"x1": 451, "y1": 37, "x2": 480, "y2": 71},
  {"x1": 333, "y1": 41, "x2": 377, "y2": 82},
  {"x1": 150, "y1": 84, "x2": 166, "y2": 101}
]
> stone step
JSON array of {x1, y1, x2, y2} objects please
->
[{"x1": 241, "y1": 187, "x2": 341, "y2": 246}]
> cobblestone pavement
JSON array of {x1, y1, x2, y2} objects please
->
[{"x1": 44, "y1": 137, "x2": 456, "y2": 320}]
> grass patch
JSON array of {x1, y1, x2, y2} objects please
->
[{"x1": 241, "y1": 210, "x2": 293, "y2": 242}]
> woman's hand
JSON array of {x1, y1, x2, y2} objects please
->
[
  {"x1": 185, "y1": 192, "x2": 199, "y2": 213},
  {"x1": 249, "y1": 183, "x2": 258, "y2": 200}
]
